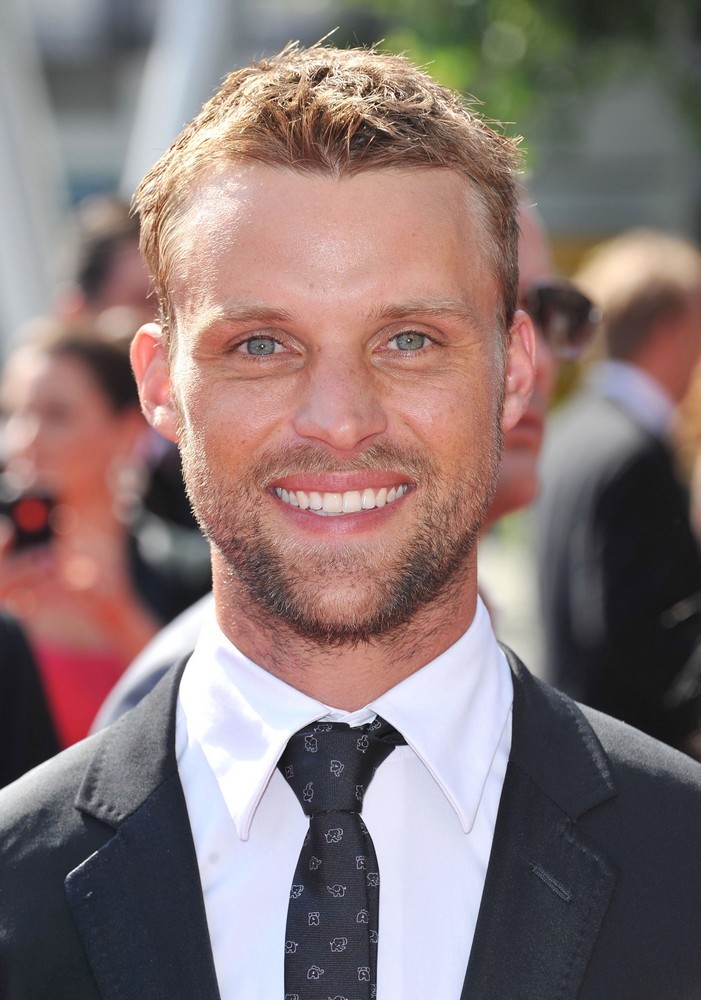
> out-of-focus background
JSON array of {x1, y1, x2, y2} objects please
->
[
  {"x1": 1, "y1": 0, "x2": 699, "y2": 680},
  {"x1": 2, "y1": 0, "x2": 700, "y2": 348}
]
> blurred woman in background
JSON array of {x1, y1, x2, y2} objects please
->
[{"x1": 0, "y1": 320, "x2": 210, "y2": 748}]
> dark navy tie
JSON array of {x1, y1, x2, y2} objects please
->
[{"x1": 278, "y1": 717, "x2": 404, "y2": 1000}]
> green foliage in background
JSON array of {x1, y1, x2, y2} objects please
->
[{"x1": 339, "y1": 0, "x2": 701, "y2": 149}]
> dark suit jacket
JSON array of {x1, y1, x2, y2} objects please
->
[
  {"x1": 537, "y1": 388, "x2": 701, "y2": 750},
  {"x1": 2, "y1": 650, "x2": 701, "y2": 999},
  {"x1": 0, "y1": 611, "x2": 59, "y2": 789}
]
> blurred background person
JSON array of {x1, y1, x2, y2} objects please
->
[
  {"x1": 53, "y1": 193, "x2": 153, "y2": 324},
  {"x1": 52, "y1": 193, "x2": 197, "y2": 531},
  {"x1": 0, "y1": 319, "x2": 210, "y2": 749},
  {"x1": 478, "y1": 200, "x2": 599, "y2": 661},
  {"x1": 537, "y1": 230, "x2": 701, "y2": 754},
  {"x1": 483, "y1": 200, "x2": 599, "y2": 526},
  {"x1": 676, "y1": 361, "x2": 701, "y2": 548},
  {"x1": 0, "y1": 608, "x2": 59, "y2": 788}
]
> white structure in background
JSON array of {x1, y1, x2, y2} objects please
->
[
  {"x1": 121, "y1": 0, "x2": 342, "y2": 191},
  {"x1": 121, "y1": 0, "x2": 247, "y2": 196},
  {"x1": 0, "y1": 0, "x2": 70, "y2": 349}
]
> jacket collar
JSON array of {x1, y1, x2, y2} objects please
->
[
  {"x1": 66, "y1": 660, "x2": 221, "y2": 1000},
  {"x1": 67, "y1": 649, "x2": 619, "y2": 1000},
  {"x1": 462, "y1": 648, "x2": 618, "y2": 998}
]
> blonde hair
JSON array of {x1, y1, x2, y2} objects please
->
[
  {"x1": 133, "y1": 42, "x2": 522, "y2": 344},
  {"x1": 575, "y1": 229, "x2": 701, "y2": 361}
]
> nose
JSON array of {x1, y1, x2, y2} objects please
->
[{"x1": 291, "y1": 348, "x2": 388, "y2": 453}]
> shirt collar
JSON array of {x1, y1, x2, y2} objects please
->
[
  {"x1": 178, "y1": 597, "x2": 512, "y2": 839},
  {"x1": 588, "y1": 359, "x2": 675, "y2": 437}
]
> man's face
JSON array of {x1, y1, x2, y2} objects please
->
[{"x1": 134, "y1": 165, "x2": 533, "y2": 645}]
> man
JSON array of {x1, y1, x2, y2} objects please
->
[
  {"x1": 538, "y1": 230, "x2": 701, "y2": 752},
  {"x1": 2, "y1": 45, "x2": 701, "y2": 1000},
  {"x1": 90, "y1": 200, "x2": 598, "y2": 730}
]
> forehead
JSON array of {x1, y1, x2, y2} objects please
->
[{"x1": 164, "y1": 164, "x2": 497, "y2": 315}]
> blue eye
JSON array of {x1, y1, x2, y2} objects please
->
[
  {"x1": 393, "y1": 332, "x2": 427, "y2": 351},
  {"x1": 244, "y1": 337, "x2": 278, "y2": 355}
]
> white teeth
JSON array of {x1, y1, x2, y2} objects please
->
[
  {"x1": 275, "y1": 483, "x2": 409, "y2": 514},
  {"x1": 323, "y1": 492, "x2": 343, "y2": 513},
  {"x1": 343, "y1": 491, "x2": 363, "y2": 513}
]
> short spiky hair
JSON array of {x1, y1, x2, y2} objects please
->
[{"x1": 134, "y1": 43, "x2": 522, "y2": 341}]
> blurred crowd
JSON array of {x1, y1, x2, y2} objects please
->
[
  {"x1": 3, "y1": 187, "x2": 701, "y2": 787},
  {"x1": 0, "y1": 195, "x2": 211, "y2": 785}
]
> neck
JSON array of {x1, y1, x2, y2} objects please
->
[{"x1": 212, "y1": 557, "x2": 478, "y2": 710}]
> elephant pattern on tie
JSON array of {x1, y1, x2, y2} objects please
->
[{"x1": 278, "y1": 718, "x2": 405, "y2": 999}]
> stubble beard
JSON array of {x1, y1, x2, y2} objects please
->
[{"x1": 180, "y1": 430, "x2": 502, "y2": 650}]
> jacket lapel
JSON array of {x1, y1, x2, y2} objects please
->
[
  {"x1": 462, "y1": 651, "x2": 618, "y2": 999},
  {"x1": 64, "y1": 661, "x2": 221, "y2": 1000}
]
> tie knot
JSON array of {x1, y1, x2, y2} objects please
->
[{"x1": 278, "y1": 719, "x2": 401, "y2": 816}]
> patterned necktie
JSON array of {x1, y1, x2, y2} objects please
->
[{"x1": 278, "y1": 717, "x2": 404, "y2": 1000}]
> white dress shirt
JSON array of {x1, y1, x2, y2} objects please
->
[
  {"x1": 588, "y1": 359, "x2": 675, "y2": 439},
  {"x1": 177, "y1": 597, "x2": 512, "y2": 998}
]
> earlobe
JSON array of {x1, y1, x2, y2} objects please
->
[
  {"x1": 501, "y1": 310, "x2": 537, "y2": 433},
  {"x1": 130, "y1": 323, "x2": 180, "y2": 443}
]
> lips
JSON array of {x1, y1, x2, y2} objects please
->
[{"x1": 274, "y1": 484, "x2": 410, "y2": 515}]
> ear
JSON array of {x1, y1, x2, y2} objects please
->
[
  {"x1": 501, "y1": 309, "x2": 537, "y2": 433},
  {"x1": 130, "y1": 322, "x2": 180, "y2": 443}
]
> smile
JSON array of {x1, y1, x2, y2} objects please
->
[{"x1": 274, "y1": 484, "x2": 410, "y2": 516}]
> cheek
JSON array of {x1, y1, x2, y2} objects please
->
[
  {"x1": 404, "y1": 378, "x2": 500, "y2": 461},
  {"x1": 41, "y1": 421, "x2": 89, "y2": 459},
  {"x1": 179, "y1": 377, "x2": 292, "y2": 469}
]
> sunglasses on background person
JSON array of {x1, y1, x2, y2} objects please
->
[{"x1": 520, "y1": 279, "x2": 601, "y2": 361}]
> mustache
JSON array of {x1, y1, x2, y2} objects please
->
[{"x1": 249, "y1": 441, "x2": 435, "y2": 484}]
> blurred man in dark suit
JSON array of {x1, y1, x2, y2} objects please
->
[{"x1": 538, "y1": 230, "x2": 701, "y2": 752}]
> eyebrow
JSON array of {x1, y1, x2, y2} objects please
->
[
  {"x1": 367, "y1": 298, "x2": 479, "y2": 326},
  {"x1": 198, "y1": 296, "x2": 479, "y2": 331},
  {"x1": 203, "y1": 303, "x2": 298, "y2": 327}
]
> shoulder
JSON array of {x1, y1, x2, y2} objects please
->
[
  {"x1": 508, "y1": 651, "x2": 701, "y2": 814},
  {"x1": 0, "y1": 657, "x2": 183, "y2": 858},
  {"x1": 0, "y1": 732, "x2": 114, "y2": 978},
  {"x1": 541, "y1": 392, "x2": 656, "y2": 488},
  {"x1": 0, "y1": 663, "x2": 183, "y2": 975},
  {"x1": 581, "y1": 701, "x2": 701, "y2": 808},
  {"x1": 0, "y1": 733, "x2": 107, "y2": 857}
]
